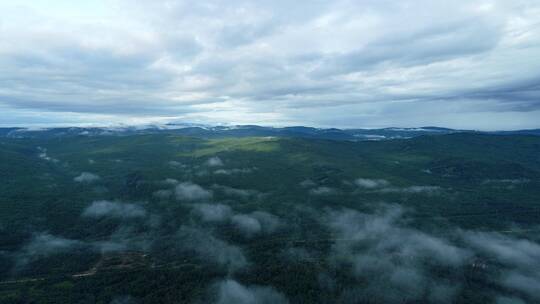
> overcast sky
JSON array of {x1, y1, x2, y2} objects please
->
[{"x1": 1, "y1": 0, "x2": 539, "y2": 130}]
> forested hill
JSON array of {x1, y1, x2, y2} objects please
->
[
  {"x1": 2, "y1": 125, "x2": 540, "y2": 141},
  {"x1": 0, "y1": 132, "x2": 539, "y2": 303}
]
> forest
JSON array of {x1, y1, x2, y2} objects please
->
[{"x1": 0, "y1": 132, "x2": 539, "y2": 303}]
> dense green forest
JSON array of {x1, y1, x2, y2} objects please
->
[{"x1": 1, "y1": 132, "x2": 539, "y2": 303}]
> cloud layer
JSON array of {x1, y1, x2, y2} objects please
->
[
  {"x1": 1, "y1": 1, "x2": 540, "y2": 129},
  {"x1": 325, "y1": 204, "x2": 540, "y2": 303}
]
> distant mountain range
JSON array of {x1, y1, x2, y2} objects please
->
[{"x1": 1, "y1": 124, "x2": 540, "y2": 140}]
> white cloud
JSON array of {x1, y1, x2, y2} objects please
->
[
  {"x1": 354, "y1": 178, "x2": 390, "y2": 189},
  {"x1": 214, "y1": 168, "x2": 254, "y2": 175},
  {"x1": 192, "y1": 203, "x2": 233, "y2": 222},
  {"x1": 325, "y1": 204, "x2": 540, "y2": 302},
  {"x1": 231, "y1": 211, "x2": 282, "y2": 238},
  {"x1": 186, "y1": 200, "x2": 282, "y2": 237},
  {"x1": 177, "y1": 226, "x2": 248, "y2": 272},
  {"x1": 326, "y1": 205, "x2": 470, "y2": 302},
  {"x1": 378, "y1": 185, "x2": 442, "y2": 194},
  {"x1": 206, "y1": 156, "x2": 224, "y2": 167},
  {"x1": 16, "y1": 232, "x2": 84, "y2": 267},
  {"x1": 212, "y1": 184, "x2": 259, "y2": 199},
  {"x1": 231, "y1": 214, "x2": 262, "y2": 237},
  {"x1": 163, "y1": 178, "x2": 179, "y2": 185},
  {"x1": 354, "y1": 178, "x2": 441, "y2": 194},
  {"x1": 299, "y1": 179, "x2": 316, "y2": 188},
  {"x1": 175, "y1": 182, "x2": 213, "y2": 201},
  {"x1": 82, "y1": 200, "x2": 146, "y2": 219},
  {"x1": 1, "y1": 0, "x2": 540, "y2": 129},
  {"x1": 37, "y1": 147, "x2": 59, "y2": 162},
  {"x1": 74, "y1": 172, "x2": 100, "y2": 183},
  {"x1": 21, "y1": 233, "x2": 82, "y2": 258},
  {"x1": 309, "y1": 186, "x2": 336, "y2": 195},
  {"x1": 168, "y1": 160, "x2": 186, "y2": 168}
]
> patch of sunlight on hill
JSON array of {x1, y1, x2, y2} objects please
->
[{"x1": 181, "y1": 137, "x2": 280, "y2": 157}]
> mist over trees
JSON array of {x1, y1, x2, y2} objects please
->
[{"x1": 0, "y1": 133, "x2": 539, "y2": 303}]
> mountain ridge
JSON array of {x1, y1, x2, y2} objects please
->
[{"x1": 1, "y1": 124, "x2": 539, "y2": 140}]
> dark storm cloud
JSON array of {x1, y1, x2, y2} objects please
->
[{"x1": 1, "y1": 0, "x2": 540, "y2": 128}]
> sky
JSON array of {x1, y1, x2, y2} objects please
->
[{"x1": 1, "y1": 0, "x2": 539, "y2": 130}]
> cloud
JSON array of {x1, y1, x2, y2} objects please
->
[
  {"x1": 482, "y1": 179, "x2": 531, "y2": 185},
  {"x1": 92, "y1": 224, "x2": 155, "y2": 254},
  {"x1": 176, "y1": 226, "x2": 247, "y2": 273},
  {"x1": 15, "y1": 232, "x2": 84, "y2": 267},
  {"x1": 214, "y1": 279, "x2": 289, "y2": 304},
  {"x1": 309, "y1": 186, "x2": 337, "y2": 196},
  {"x1": 206, "y1": 156, "x2": 224, "y2": 167},
  {"x1": 378, "y1": 185, "x2": 442, "y2": 194},
  {"x1": 250, "y1": 211, "x2": 282, "y2": 233},
  {"x1": 231, "y1": 211, "x2": 282, "y2": 238},
  {"x1": 502, "y1": 272, "x2": 540, "y2": 300},
  {"x1": 322, "y1": 204, "x2": 540, "y2": 302},
  {"x1": 464, "y1": 232, "x2": 540, "y2": 269},
  {"x1": 37, "y1": 146, "x2": 59, "y2": 162},
  {"x1": 354, "y1": 178, "x2": 390, "y2": 189},
  {"x1": 212, "y1": 184, "x2": 259, "y2": 199},
  {"x1": 21, "y1": 233, "x2": 82, "y2": 257},
  {"x1": 214, "y1": 168, "x2": 254, "y2": 175},
  {"x1": 354, "y1": 178, "x2": 441, "y2": 194},
  {"x1": 299, "y1": 179, "x2": 316, "y2": 188},
  {"x1": 82, "y1": 200, "x2": 147, "y2": 219},
  {"x1": 2, "y1": 1, "x2": 540, "y2": 129},
  {"x1": 328, "y1": 205, "x2": 469, "y2": 266},
  {"x1": 92, "y1": 240, "x2": 129, "y2": 253},
  {"x1": 495, "y1": 297, "x2": 526, "y2": 304},
  {"x1": 231, "y1": 214, "x2": 262, "y2": 237},
  {"x1": 326, "y1": 204, "x2": 470, "y2": 302},
  {"x1": 74, "y1": 172, "x2": 101, "y2": 183},
  {"x1": 162, "y1": 178, "x2": 179, "y2": 185},
  {"x1": 280, "y1": 247, "x2": 315, "y2": 262},
  {"x1": 168, "y1": 160, "x2": 187, "y2": 168},
  {"x1": 192, "y1": 203, "x2": 233, "y2": 222},
  {"x1": 12, "y1": 208, "x2": 158, "y2": 270},
  {"x1": 464, "y1": 231, "x2": 540, "y2": 300},
  {"x1": 482, "y1": 179, "x2": 531, "y2": 189},
  {"x1": 186, "y1": 200, "x2": 282, "y2": 237},
  {"x1": 175, "y1": 182, "x2": 213, "y2": 201}
]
